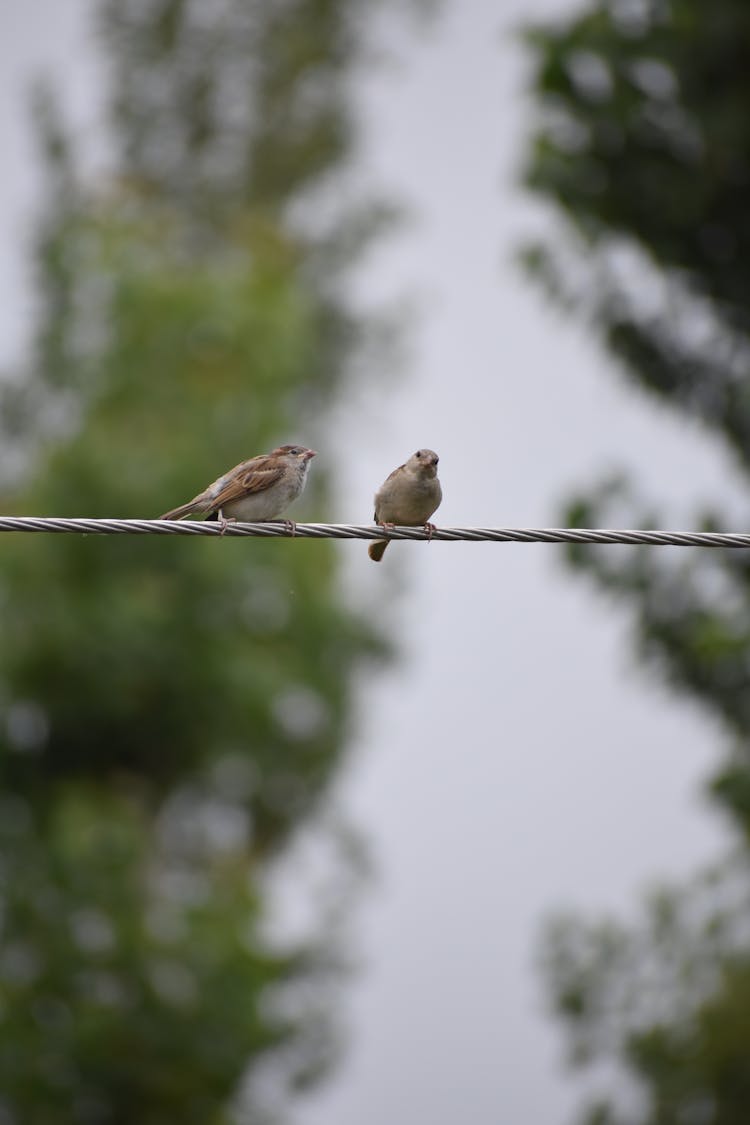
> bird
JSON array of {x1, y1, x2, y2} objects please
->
[
  {"x1": 368, "y1": 448, "x2": 442, "y2": 561},
  {"x1": 160, "y1": 444, "x2": 317, "y2": 530}
]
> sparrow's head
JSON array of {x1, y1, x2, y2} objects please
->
[
  {"x1": 409, "y1": 448, "x2": 439, "y2": 477},
  {"x1": 274, "y1": 444, "x2": 317, "y2": 463}
]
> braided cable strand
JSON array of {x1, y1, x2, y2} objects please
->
[{"x1": 0, "y1": 517, "x2": 747, "y2": 547}]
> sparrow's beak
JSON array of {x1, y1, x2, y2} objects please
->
[{"x1": 304, "y1": 449, "x2": 317, "y2": 461}]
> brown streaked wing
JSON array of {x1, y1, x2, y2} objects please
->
[{"x1": 209, "y1": 456, "x2": 286, "y2": 510}]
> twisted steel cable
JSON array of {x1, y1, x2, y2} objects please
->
[{"x1": 0, "y1": 517, "x2": 747, "y2": 547}]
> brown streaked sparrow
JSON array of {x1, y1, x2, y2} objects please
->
[
  {"x1": 161, "y1": 444, "x2": 316, "y2": 529},
  {"x1": 368, "y1": 448, "x2": 442, "y2": 561}
]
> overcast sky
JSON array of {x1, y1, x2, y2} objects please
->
[{"x1": 0, "y1": 3, "x2": 742, "y2": 1124}]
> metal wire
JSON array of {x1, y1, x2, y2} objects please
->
[{"x1": 0, "y1": 516, "x2": 747, "y2": 547}]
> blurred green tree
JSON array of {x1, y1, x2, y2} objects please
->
[
  {"x1": 522, "y1": 1, "x2": 750, "y2": 1122},
  {"x1": 0, "y1": 0, "x2": 413, "y2": 1120}
]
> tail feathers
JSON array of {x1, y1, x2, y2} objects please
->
[
  {"x1": 160, "y1": 501, "x2": 201, "y2": 521},
  {"x1": 368, "y1": 540, "x2": 388, "y2": 562}
]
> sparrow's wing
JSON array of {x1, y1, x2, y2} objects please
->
[
  {"x1": 208, "y1": 456, "x2": 287, "y2": 510},
  {"x1": 383, "y1": 463, "x2": 407, "y2": 485},
  {"x1": 374, "y1": 463, "x2": 407, "y2": 520}
]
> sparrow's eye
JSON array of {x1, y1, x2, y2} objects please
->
[{"x1": 415, "y1": 450, "x2": 421, "y2": 458}]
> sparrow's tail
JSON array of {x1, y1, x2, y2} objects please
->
[
  {"x1": 368, "y1": 540, "x2": 388, "y2": 562},
  {"x1": 160, "y1": 501, "x2": 200, "y2": 521}
]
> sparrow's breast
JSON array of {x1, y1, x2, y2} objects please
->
[{"x1": 377, "y1": 475, "x2": 441, "y2": 525}]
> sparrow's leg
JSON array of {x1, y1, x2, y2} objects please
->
[
  {"x1": 217, "y1": 509, "x2": 237, "y2": 536},
  {"x1": 423, "y1": 522, "x2": 437, "y2": 541},
  {"x1": 283, "y1": 520, "x2": 297, "y2": 536}
]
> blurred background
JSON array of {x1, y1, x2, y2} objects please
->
[{"x1": 2, "y1": 1, "x2": 750, "y2": 1123}]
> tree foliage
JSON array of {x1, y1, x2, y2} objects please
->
[
  {"x1": 0, "y1": 0, "x2": 409, "y2": 1120},
  {"x1": 523, "y1": 1, "x2": 750, "y2": 1122}
]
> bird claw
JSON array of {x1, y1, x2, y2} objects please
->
[
  {"x1": 424, "y1": 522, "x2": 437, "y2": 541},
  {"x1": 218, "y1": 510, "x2": 237, "y2": 536}
]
